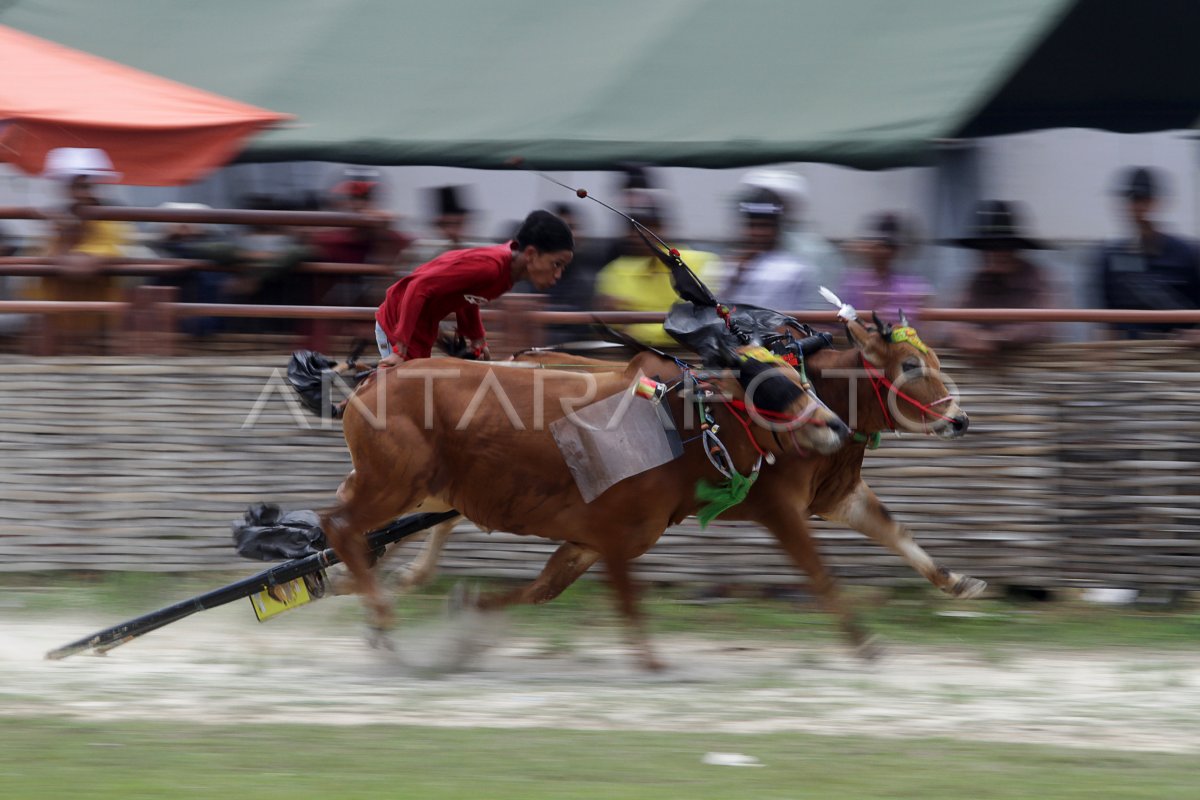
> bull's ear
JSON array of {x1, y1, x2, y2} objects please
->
[{"x1": 845, "y1": 317, "x2": 888, "y2": 365}]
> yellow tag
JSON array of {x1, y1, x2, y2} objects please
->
[
  {"x1": 890, "y1": 327, "x2": 929, "y2": 354},
  {"x1": 249, "y1": 576, "x2": 313, "y2": 622}
]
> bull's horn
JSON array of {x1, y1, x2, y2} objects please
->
[
  {"x1": 899, "y1": 309, "x2": 910, "y2": 327},
  {"x1": 871, "y1": 311, "x2": 892, "y2": 336}
]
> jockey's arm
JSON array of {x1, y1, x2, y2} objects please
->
[{"x1": 454, "y1": 304, "x2": 485, "y2": 347}]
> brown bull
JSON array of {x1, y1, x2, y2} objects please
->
[
  {"x1": 398, "y1": 312, "x2": 977, "y2": 655},
  {"x1": 319, "y1": 345, "x2": 849, "y2": 669}
]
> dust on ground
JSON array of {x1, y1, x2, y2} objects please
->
[{"x1": 2, "y1": 598, "x2": 1198, "y2": 755}]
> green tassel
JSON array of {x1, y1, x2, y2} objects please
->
[{"x1": 695, "y1": 471, "x2": 759, "y2": 527}]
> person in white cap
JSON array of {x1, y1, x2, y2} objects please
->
[
  {"x1": 42, "y1": 147, "x2": 130, "y2": 264},
  {"x1": 34, "y1": 147, "x2": 132, "y2": 343},
  {"x1": 739, "y1": 166, "x2": 844, "y2": 301},
  {"x1": 718, "y1": 185, "x2": 815, "y2": 313}
]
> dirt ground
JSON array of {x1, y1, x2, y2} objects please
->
[{"x1": 3, "y1": 599, "x2": 1198, "y2": 755}]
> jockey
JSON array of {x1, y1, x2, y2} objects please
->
[{"x1": 375, "y1": 209, "x2": 573, "y2": 367}]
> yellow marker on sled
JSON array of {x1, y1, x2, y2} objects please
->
[{"x1": 248, "y1": 572, "x2": 326, "y2": 622}]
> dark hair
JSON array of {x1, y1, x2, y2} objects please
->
[{"x1": 514, "y1": 209, "x2": 574, "y2": 253}]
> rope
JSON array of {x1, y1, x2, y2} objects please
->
[{"x1": 859, "y1": 353, "x2": 958, "y2": 430}]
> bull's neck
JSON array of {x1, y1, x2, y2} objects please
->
[{"x1": 809, "y1": 348, "x2": 891, "y2": 436}]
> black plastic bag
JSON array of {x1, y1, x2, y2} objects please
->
[
  {"x1": 232, "y1": 503, "x2": 327, "y2": 561},
  {"x1": 287, "y1": 350, "x2": 372, "y2": 418},
  {"x1": 664, "y1": 302, "x2": 828, "y2": 365}
]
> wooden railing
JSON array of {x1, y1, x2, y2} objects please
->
[{"x1": 3, "y1": 205, "x2": 1200, "y2": 354}]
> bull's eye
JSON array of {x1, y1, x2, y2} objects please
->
[{"x1": 901, "y1": 358, "x2": 921, "y2": 374}]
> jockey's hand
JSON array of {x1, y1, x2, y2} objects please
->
[
  {"x1": 377, "y1": 353, "x2": 404, "y2": 369},
  {"x1": 469, "y1": 339, "x2": 491, "y2": 361}
]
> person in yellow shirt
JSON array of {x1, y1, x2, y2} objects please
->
[
  {"x1": 594, "y1": 201, "x2": 722, "y2": 346},
  {"x1": 35, "y1": 149, "x2": 132, "y2": 340}
]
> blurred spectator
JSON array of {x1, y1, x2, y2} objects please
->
[
  {"x1": 310, "y1": 169, "x2": 410, "y2": 268},
  {"x1": 308, "y1": 171, "x2": 413, "y2": 346},
  {"x1": 431, "y1": 184, "x2": 472, "y2": 249},
  {"x1": 941, "y1": 200, "x2": 1055, "y2": 357},
  {"x1": 0, "y1": 224, "x2": 15, "y2": 257},
  {"x1": 594, "y1": 190, "x2": 723, "y2": 346},
  {"x1": 404, "y1": 184, "x2": 483, "y2": 268},
  {"x1": 35, "y1": 148, "x2": 132, "y2": 340},
  {"x1": 226, "y1": 194, "x2": 314, "y2": 332},
  {"x1": 839, "y1": 212, "x2": 932, "y2": 323},
  {"x1": 1096, "y1": 166, "x2": 1200, "y2": 340},
  {"x1": 0, "y1": 224, "x2": 21, "y2": 337},
  {"x1": 718, "y1": 186, "x2": 814, "y2": 312},
  {"x1": 149, "y1": 202, "x2": 236, "y2": 337},
  {"x1": 739, "y1": 167, "x2": 844, "y2": 296}
]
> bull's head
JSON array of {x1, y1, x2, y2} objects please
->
[
  {"x1": 823, "y1": 288, "x2": 968, "y2": 439},
  {"x1": 707, "y1": 343, "x2": 850, "y2": 456}
]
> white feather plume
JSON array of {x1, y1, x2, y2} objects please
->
[{"x1": 818, "y1": 286, "x2": 857, "y2": 322}]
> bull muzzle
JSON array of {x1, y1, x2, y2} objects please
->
[{"x1": 939, "y1": 412, "x2": 970, "y2": 439}]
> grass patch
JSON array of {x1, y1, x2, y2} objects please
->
[
  {"x1": 5, "y1": 571, "x2": 1199, "y2": 653},
  {"x1": 1, "y1": 717, "x2": 1195, "y2": 800}
]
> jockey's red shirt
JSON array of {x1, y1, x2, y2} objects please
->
[{"x1": 375, "y1": 243, "x2": 515, "y2": 359}]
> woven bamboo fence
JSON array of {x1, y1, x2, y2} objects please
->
[{"x1": 0, "y1": 342, "x2": 1197, "y2": 593}]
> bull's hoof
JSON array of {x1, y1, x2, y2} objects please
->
[
  {"x1": 948, "y1": 575, "x2": 988, "y2": 599},
  {"x1": 447, "y1": 581, "x2": 480, "y2": 614},
  {"x1": 366, "y1": 627, "x2": 396, "y2": 652},
  {"x1": 854, "y1": 635, "x2": 884, "y2": 662},
  {"x1": 640, "y1": 655, "x2": 669, "y2": 672}
]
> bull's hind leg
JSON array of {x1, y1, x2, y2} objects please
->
[
  {"x1": 469, "y1": 542, "x2": 601, "y2": 611},
  {"x1": 395, "y1": 517, "x2": 459, "y2": 592},
  {"x1": 454, "y1": 541, "x2": 662, "y2": 671},
  {"x1": 759, "y1": 503, "x2": 877, "y2": 659},
  {"x1": 825, "y1": 481, "x2": 986, "y2": 598},
  {"x1": 602, "y1": 553, "x2": 665, "y2": 672}
]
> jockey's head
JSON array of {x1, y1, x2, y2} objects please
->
[{"x1": 513, "y1": 209, "x2": 574, "y2": 290}]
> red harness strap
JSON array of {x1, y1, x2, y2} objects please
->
[{"x1": 859, "y1": 354, "x2": 957, "y2": 432}]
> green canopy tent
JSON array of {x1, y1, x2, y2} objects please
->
[{"x1": 3, "y1": 0, "x2": 1199, "y2": 171}]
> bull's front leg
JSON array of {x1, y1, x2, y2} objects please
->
[
  {"x1": 602, "y1": 552, "x2": 665, "y2": 672},
  {"x1": 757, "y1": 501, "x2": 878, "y2": 659},
  {"x1": 825, "y1": 480, "x2": 986, "y2": 599}
]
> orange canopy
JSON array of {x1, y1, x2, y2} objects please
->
[{"x1": 0, "y1": 25, "x2": 291, "y2": 185}]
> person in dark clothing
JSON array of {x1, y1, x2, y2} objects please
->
[
  {"x1": 1097, "y1": 166, "x2": 1200, "y2": 339},
  {"x1": 150, "y1": 202, "x2": 236, "y2": 337},
  {"x1": 941, "y1": 200, "x2": 1056, "y2": 357}
]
